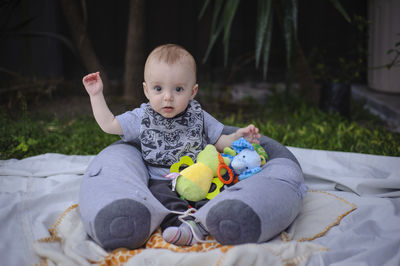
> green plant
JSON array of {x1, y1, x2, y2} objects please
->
[
  {"x1": 309, "y1": 15, "x2": 368, "y2": 85},
  {"x1": 386, "y1": 34, "x2": 400, "y2": 70},
  {"x1": 199, "y1": 0, "x2": 351, "y2": 92},
  {"x1": 216, "y1": 93, "x2": 400, "y2": 156},
  {"x1": 9, "y1": 136, "x2": 38, "y2": 154},
  {"x1": 1, "y1": 92, "x2": 399, "y2": 159},
  {"x1": 0, "y1": 113, "x2": 119, "y2": 159}
]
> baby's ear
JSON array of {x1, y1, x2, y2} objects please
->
[
  {"x1": 143, "y1": 82, "x2": 149, "y2": 100},
  {"x1": 191, "y1": 84, "x2": 198, "y2": 99}
]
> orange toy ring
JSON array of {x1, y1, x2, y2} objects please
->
[{"x1": 217, "y1": 153, "x2": 234, "y2": 184}]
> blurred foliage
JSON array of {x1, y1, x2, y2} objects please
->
[
  {"x1": 386, "y1": 34, "x2": 400, "y2": 70},
  {"x1": 308, "y1": 14, "x2": 369, "y2": 85},
  {"x1": 1, "y1": 91, "x2": 399, "y2": 159},
  {"x1": 199, "y1": 0, "x2": 298, "y2": 91},
  {"x1": 217, "y1": 92, "x2": 400, "y2": 156},
  {"x1": 199, "y1": 0, "x2": 351, "y2": 93},
  {"x1": 0, "y1": 113, "x2": 119, "y2": 159}
]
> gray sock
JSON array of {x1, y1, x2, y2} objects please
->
[{"x1": 162, "y1": 220, "x2": 205, "y2": 246}]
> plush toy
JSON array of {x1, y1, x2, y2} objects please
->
[
  {"x1": 253, "y1": 143, "x2": 268, "y2": 165},
  {"x1": 231, "y1": 149, "x2": 262, "y2": 180},
  {"x1": 170, "y1": 138, "x2": 268, "y2": 201},
  {"x1": 166, "y1": 145, "x2": 231, "y2": 202},
  {"x1": 229, "y1": 138, "x2": 263, "y2": 181},
  {"x1": 79, "y1": 126, "x2": 307, "y2": 250}
]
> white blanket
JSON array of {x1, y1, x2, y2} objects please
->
[
  {"x1": 32, "y1": 190, "x2": 349, "y2": 266},
  {"x1": 1, "y1": 148, "x2": 400, "y2": 265},
  {"x1": 32, "y1": 202, "x2": 331, "y2": 266}
]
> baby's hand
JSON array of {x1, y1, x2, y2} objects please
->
[
  {"x1": 82, "y1": 72, "x2": 103, "y2": 96},
  {"x1": 237, "y1": 124, "x2": 261, "y2": 144}
]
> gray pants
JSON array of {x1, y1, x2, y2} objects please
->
[{"x1": 148, "y1": 179, "x2": 208, "y2": 230}]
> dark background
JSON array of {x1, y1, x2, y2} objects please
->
[{"x1": 0, "y1": 0, "x2": 367, "y2": 93}]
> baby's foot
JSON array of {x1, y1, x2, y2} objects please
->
[{"x1": 162, "y1": 220, "x2": 205, "y2": 246}]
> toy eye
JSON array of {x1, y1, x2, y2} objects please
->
[
  {"x1": 246, "y1": 167, "x2": 249, "y2": 169},
  {"x1": 242, "y1": 155, "x2": 246, "y2": 158}
]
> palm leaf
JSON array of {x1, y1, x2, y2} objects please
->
[
  {"x1": 261, "y1": 10, "x2": 273, "y2": 79},
  {"x1": 198, "y1": 0, "x2": 212, "y2": 20},
  {"x1": 282, "y1": 0, "x2": 297, "y2": 91},
  {"x1": 255, "y1": 0, "x2": 273, "y2": 79},
  {"x1": 329, "y1": 0, "x2": 351, "y2": 23},
  {"x1": 221, "y1": 0, "x2": 240, "y2": 66},
  {"x1": 199, "y1": 0, "x2": 350, "y2": 91},
  {"x1": 255, "y1": 0, "x2": 272, "y2": 68},
  {"x1": 202, "y1": 0, "x2": 225, "y2": 63}
]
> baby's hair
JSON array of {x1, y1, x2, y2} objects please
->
[{"x1": 144, "y1": 44, "x2": 197, "y2": 78}]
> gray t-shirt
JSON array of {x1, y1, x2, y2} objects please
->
[{"x1": 116, "y1": 100, "x2": 224, "y2": 180}]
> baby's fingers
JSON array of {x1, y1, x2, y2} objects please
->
[
  {"x1": 83, "y1": 72, "x2": 100, "y2": 83},
  {"x1": 251, "y1": 133, "x2": 261, "y2": 144}
]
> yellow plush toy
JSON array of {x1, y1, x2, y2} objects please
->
[{"x1": 170, "y1": 145, "x2": 231, "y2": 202}]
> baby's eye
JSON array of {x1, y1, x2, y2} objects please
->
[
  {"x1": 175, "y1": 87, "x2": 183, "y2": 92},
  {"x1": 154, "y1": 86, "x2": 162, "y2": 92}
]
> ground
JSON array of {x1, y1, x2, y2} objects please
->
[{"x1": 30, "y1": 95, "x2": 136, "y2": 119}]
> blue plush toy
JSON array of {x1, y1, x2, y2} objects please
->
[
  {"x1": 232, "y1": 148, "x2": 262, "y2": 180},
  {"x1": 226, "y1": 137, "x2": 263, "y2": 181}
]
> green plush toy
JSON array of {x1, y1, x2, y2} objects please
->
[{"x1": 171, "y1": 145, "x2": 231, "y2": 202}]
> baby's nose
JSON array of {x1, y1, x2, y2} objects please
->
[{"x1": 163, "y1": 91, "x2": 173, "y2": 101}]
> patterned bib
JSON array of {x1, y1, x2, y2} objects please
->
[{"x1": 140, "y1": 100, "x2": 205, "y2": 167}]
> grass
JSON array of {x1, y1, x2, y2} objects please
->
[
  {"x1": 1, "y1": 92, "x2": 399, "y2": 159},
  {"x1": 0, "y1": 113, "x2": 119, "y2": 159},
  {"x1": 216, "y1": 93, "x2": 400, "y2": 156}
]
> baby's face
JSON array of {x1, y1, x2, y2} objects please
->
[{"x1": 143, "y1": 60, "x2": 198, "y2": 118}]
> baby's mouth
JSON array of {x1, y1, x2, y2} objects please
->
[{"x1": 163, "y1": 106, "x2": 174, "y2": 112}]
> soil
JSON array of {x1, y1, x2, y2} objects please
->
[
  {"x1": 21, "y1": 92, "x2": 255, "y2": 122},
  {"x1": 27, "y1": 94, "x2": 138, "y2": 119}
]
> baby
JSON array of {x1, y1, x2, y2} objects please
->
[{"x1": 82, "y1": 44, "x2": 260, "y2": 246}]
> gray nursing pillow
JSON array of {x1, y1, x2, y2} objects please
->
[{"x1": 79, "y1": 126, "x2": 306, "y2": 249}]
